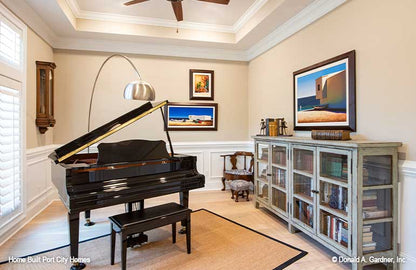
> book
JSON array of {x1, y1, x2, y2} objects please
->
[
  {"x1": 311, "y1": 130, "x2": 351, "y2": 140},
  {"x1": 363, "y1": 210, "x2": 388, "y2": 219}
]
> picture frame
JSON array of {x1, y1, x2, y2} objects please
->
[
  {"x1": 189, "y1": 69, "x2": 214, "y2": 100},
  {"x1": 293, "y1": 50, "x2": 356, "y2": 131},
  {"x1": 164, "y1": 102, "x2": 218, "y2": 131}
]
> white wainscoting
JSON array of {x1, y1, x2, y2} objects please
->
[
  {"x1": 399, "y1": 160, "x2": 416, "y2": 270},
  {"x1": 171, "y1": 141, "x2": 253, "y2": 190}
]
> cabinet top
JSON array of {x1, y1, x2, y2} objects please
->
[{"x1": 252, "y1": 136, "x2": 402, "y2": 148}]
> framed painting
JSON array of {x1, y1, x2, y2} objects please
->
[
  {"x1": 164, "y1": 102, "x2": 218, "y2": 131},
  {"x1": 293, "y1": 50, "x2": 356, "y2": 131},
  {"x1": 189, "y1": 69, "x2": 214, "y2": 100}
]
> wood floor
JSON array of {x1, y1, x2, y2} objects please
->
[{"x1": 0, "y1": 190, "x2": 351, "y2": 269}]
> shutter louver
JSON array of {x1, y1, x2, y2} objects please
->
[{"x1": 0, "y1": 86, "x2": 21, "y2": 219}]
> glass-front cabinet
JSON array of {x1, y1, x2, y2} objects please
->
[
  {"x1": 271, "y1": 144, "x2": 288, "y2": 216},
  {"x1": 361, "y1": 154, "x2": 394, "y2": 256},
  {"x1": 317, "y1": 148, "x2": 351, "y2": 254},
  {"x1": 291, "y1": 146, "x2": 315, "y2": 232},
  {"x1": 254, "y1": 137, "x2": 400, "y2": 270},
  {"x1": 255, "y1": 143, "x2": 270, "y2": 205}
]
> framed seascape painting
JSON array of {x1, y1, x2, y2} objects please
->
[
  {"x1": 293, "y1": 50, "x2": 356, "y2": 131},
  {"x1": 189, "y1": 69, "x2": 214, "y2": 100},
  {"x1": 164, "y1": 102, "x2": 218, "y2": 131}
]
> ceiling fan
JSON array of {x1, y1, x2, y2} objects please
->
[{"x1": 123, "y1": 0, "x2": 230, "y2": 22}]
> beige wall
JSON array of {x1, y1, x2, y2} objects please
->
[
  {"x1": 26, "y1": 29, "x2": 54, "y2": 149},
  {"x1": 248, "y1": 0, "x2": 416, "y2": 160},
  {"x1": 53, "y1": 51, "x2": 248, "y2": 144}
]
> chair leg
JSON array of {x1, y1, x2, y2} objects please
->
[
  {"x1": 246, "y1": 190, "x2": 250, "y2": 201},
  {"x1": 172, "y1": 222, "x2": 176, "y2": 244},
  {"x1": 110, "y1": 224, "x2": 116, "y2": 265},
  {"x1": 235, "y1": 191, "x2": 239, "y2": 202},
  {"x1": 231, "y1": 189, "x2": 235, "y2": 199},
  {"x1": 120, "y1": 233, "x2": 127, "y2": 270},
  {"x1": 186, "y1": 215, "x2": 191, "y2": 254},
  {"x1": 221, "y1": 177, "x2": 226, "y2": 191}
]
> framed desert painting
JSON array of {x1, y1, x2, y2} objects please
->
[
  {"x1": 293, "y1": 50, "x2": 356, "y2": 131},
  {"x1": 189, "y1": 69, "x2": 214, "y2": 100},
  {"x1": 164, "y1": 102, "x2": 218, "y2": 131}
]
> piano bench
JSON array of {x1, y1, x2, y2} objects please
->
[{"x1": 109, "y1": 203, "x2": 192, "y2": 270}]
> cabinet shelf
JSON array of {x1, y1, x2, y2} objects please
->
[
  {"x1": 293, "y1": 193, "x2": 313, "y2": 204},
  {"x1": 271, "y1": 184, "x2": 286, "y2": 192},
  {"x1": 319, "y1": 176, "x2": 348, "y2": 188},
  {"x1": 272, "y1": 163, "x2": 286, "y2": 170},
  {"x1": 292, "y1": 169, "x2": 313, "y2": 179},
  {"x1": 319, "y1": 203, "x2": 348, "y2": 220}
]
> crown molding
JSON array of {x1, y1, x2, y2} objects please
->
[
  {"x1": 65, "y1": 0, "x2": 267, "y2": 34},
  {"x1": 245, "y1": 0, "x2": 347, "y2": 60}
]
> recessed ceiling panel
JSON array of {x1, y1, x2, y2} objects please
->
[{"x1": 77, "y1": 0, "x2": 256, "y2": 25}]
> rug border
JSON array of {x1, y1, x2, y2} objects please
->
[
  {"x1": 194, "y1": 209, "x2": 308, "y2": 270},
  {"x1": 0, "y1": 209, "x2": 308, "y2": 269}
]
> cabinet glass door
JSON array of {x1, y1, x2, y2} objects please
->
[
  {"x1": 271, "y1": 144, "x2": 288, "y2": 216},
  {"x1": 317, "y1": 148, "x2": 351, "y2": 254},
  {"x1": 255, "y1": 142, "x2": 270, "y2": 205},
  {"x1": 361, "y1": 155, "x2": 394, "y2": 254},
  {"x1": 291, "y1": 146, "x2": 315, "y2": 231}
]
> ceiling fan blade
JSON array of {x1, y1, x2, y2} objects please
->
[
  {"x1": 123, "y1": 0, "x2": 149, "y2": 6},
  {"x1": 171, "y1": 1, "x2": 183, "y2": 22},
  {"x1": 197, "y1": 0, "x2": 230, "y2": 4}
]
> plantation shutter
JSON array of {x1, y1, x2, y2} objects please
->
[
  {"x1": 0, "y1": 9, "x2": 23, "y2": 226},
  {"x1": 0, "y1": 86, "x2": 20, "y2": 219}
]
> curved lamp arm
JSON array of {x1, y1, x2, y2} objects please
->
[{"x1": 87, "y1": 54, "x2": 143, "y2": 132}]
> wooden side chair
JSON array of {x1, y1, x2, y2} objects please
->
[{"x1": 221, "y1": 152, "x2": 254, "y2": 200}]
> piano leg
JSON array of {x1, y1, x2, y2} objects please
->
[
  {"x1": 84, "y1": 210, "x2": 95, "y2": 227},
  {"x1": 68, "y1": 212, "x2": 86, "y2": 270},
  {"x1": 179, "y1": 191, "x2": 189, "y2": 234}
]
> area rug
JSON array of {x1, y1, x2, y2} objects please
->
[{"x1": 0, "y1": 209, "x2": 307, "y2": 270}]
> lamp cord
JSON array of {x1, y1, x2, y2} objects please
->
[{"x1": 87, "y1": 54, "x2": 142, "y2": 134}]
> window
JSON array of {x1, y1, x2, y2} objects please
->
[{"x1": 0, "y1": 4, "x2": 25, "y2": 229}]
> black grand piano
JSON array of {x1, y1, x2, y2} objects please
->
[{"x1": 49, "y1": 100, "x2": 205, "y2": 269}]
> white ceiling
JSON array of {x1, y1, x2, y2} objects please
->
[
  {"x1": 77, "y1": 0, "x2": 257, "y2": 25},
  {"x1": 2, "y1": 0, "x2": 347, "y2": 61}
]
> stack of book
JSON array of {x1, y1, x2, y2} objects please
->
[
  {"x1": 325, "y1": 214, "x2": 348, "y2": 247},
  {"x1": 265, "y1": 118, "x2": 279, "y2": 136},
  {"x1": 362, "y1": 225, "x2": 376, "y2": 252},
  {"x1": 362, "y1": 191, "x2": 388, "y2": 219}
]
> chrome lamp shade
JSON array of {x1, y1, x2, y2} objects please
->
[{"x1": 124, "y1": 80, "x2": 155, "y2": 101}]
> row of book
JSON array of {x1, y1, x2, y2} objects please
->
[
  {"x1": 272, "y1": 190, "x2": 287, "y2": 211},
  {"x1": 362, "y1": 225, "x2": 376, "y2": 252},
  {"x1": 322, "y1": 183, "x2": 348, "y2": 212},
  {"x1": 293, "y1": 176, "x2": 312, "y2": 198},
  {"x1": 321, "y1": 155, "x2": 348, "y2": 180},
  {"x1": 362, "y1": 191, "x2": 389, "y2": 219},
  {"x1": 272, "y1": 148, "x2": 286, "y2": 166},
  {"x1": 294, "y1": 151, "x2": 314, "y2": 173},
  {"x1": 272, "y1": 167, "x2": 286, "y2": 188},
  {"x1": 325, "y1": 214, "x2": 348, "y2": 247},
  {"x1": 297, "y1": 200, "x2": 313, "y2": 227}
]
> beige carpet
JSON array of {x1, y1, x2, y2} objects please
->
[{"x1": 0, "y1": 210, "x2": 307, "y2": 270}]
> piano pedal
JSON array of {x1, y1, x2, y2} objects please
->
[
  {"x1": 178, "y1": 226, "x2": 187, "y2": 234},
  {"x1": 70, "y1": 262, "x2": 86, "y2": 270},
  {"x1": 127, "y1": 233, "x2": 148, "y2": 248},
  {"x1": 84, "y1": 218, "x2": 95, "y2": 227}
]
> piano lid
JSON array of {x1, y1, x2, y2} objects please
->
[{"x1": 50, "y1": 100, "x2": 168, "y2": 163}]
